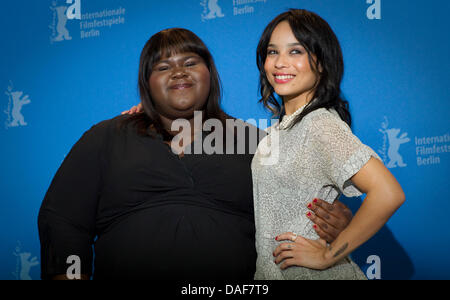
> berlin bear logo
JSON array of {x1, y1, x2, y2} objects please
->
[
  {"x1": 379, "y1": 117, "x2": 410, "y2": 168},
  {"x1": 12, "y1": 241, "x2": 39, "y2": 280},
  {"x1": 4, "y1": 82, "x2": 31, "y2": 128},
  {"x1": 49, "y1": 0, "x2": 74, "y2": 43},
  {"x1": 201, "y1": 0, "x2": 225, "y2": 21}
]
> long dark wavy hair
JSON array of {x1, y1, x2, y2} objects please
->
[
  {"x1": 256, "y1": 9, "x2": 351, "y2": 127},
  {"x1": 124, "y1": 28, "x2": 226, "y2": 139}
]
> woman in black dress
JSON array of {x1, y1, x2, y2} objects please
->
[{"x1": 38, "y1": 28, "x2": 351, "y2": 280}]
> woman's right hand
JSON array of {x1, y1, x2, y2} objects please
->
[{"x1": 121, "y1": 103, "x2": 143, "y2": 115}]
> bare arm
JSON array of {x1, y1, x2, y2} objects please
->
[{"x1": 321, "y1": 157, "x2": 405, "y2": 266}]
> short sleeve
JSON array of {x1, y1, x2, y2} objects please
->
[
  {"x1": 38, "y1": 122, "x2": 107, "y2": 279},
  {"x1": 309, "y1": 110, "x2": 381, "y2": 197}
]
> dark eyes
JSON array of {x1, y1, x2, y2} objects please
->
[
  {"x1": 267, "y1": 49, "x2": 304, "y2": 55},
  {"x1": 290, "y1": 49, "x2": 303, "y2": 54},
  {"x1": 185, "y1": 60, "x2": 198, "y2": 67},
  {"x1": 155, "y1": 60, "x2": 198, "y2": 71}
]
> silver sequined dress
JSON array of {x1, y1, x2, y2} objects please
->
[{"x1": 251, "y1": 105, "x2": 380, "y2": 280}]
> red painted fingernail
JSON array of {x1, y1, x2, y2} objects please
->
[
  {"x1": 307, "y1": 203, "x2": 312, "y2": 208},
  {"x1": 275, "y1": 236, "x2": 278, "y2": 241},
  {"x1": 313, "y1": 198, "x2": 318, "y2": 203},
  {"x1": 313, "y1": 224, "x2": 317, "y2": 229},
  {"x1": 307, "y1": 212, "x2": 312, "y2": 217}
]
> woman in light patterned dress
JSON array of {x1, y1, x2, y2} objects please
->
[{"x1": 251, "y1": 9, "x2": 405, "y2": 279}]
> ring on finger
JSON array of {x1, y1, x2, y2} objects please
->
[{"x1": 291, "y1": 233, "x2": 297, "y2": 242}]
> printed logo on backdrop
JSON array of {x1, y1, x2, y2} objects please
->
[
  {"x1": 378, "y1": 116, "x2": 410, "y2": 168},
  {"x1": 4, "y1": 81, "x2": 31, "y2": 129},
  {"x1": 201, "y1": 0, "x2": 225, "y2": 21},
  {"x1": 200, "y1": 0, "x2": 268, "y2": 21},
  {"x1": 415, "y1": 133, "x2": 450, "y2": 167},
  {"x1": 379, "y1": 116, "x2": 449, "y2": 168},
  {"x1": 49, "y1": 0, "x2": 78, "y2": 43},
  {"x1": 12, "y1": 241, "x2": 39, "y2": 280},
  {"x1": 49, "y1": 0, "x2": 126, "y2": 43}
]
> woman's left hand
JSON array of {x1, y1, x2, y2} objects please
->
[
  {"x1": 273, "y1": 232, "x2": 330, "y2": 270},
  {"x1": 306, "y1": 198, "x2": 353, "y2": 243}
]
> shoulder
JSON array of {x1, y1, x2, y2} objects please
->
[
  {"x1": 304, "y1": 108, "x2": 350, "y2": 132},
  {"x1": 91, "y1": 113, "x2": 129, "y2": 129},
  {"x1": 301, "y1": 108, "x2": 356, "y2": 149},
  {"x1": 76, "y1": 114, "x2": 132, "y2": 150},
  {"x1": 304, "y1": 107, "x2": 342, "y2": 123},
  {"x1": 86, "y1": 114, "x2": 130, "y2": 136}
]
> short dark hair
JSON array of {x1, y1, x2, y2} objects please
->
[
  {"x1": 256, "y1": 9, "x2": 351, "y2": 127},
  {"x1": 125, "y1": 28, "x2": 226, "y2": 138}
]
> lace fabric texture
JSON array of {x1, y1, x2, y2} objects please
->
[{"x1": 251, "y1": 107, "x2": 379, "y2": 280}]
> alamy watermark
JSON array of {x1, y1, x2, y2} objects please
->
[
  {"x1": 169, "y1": 111, "x2": 279, "y2": 165},
  {"x1": 64, "y1": 254, "x2": 381, "y2": 280},
  {"x1": 366, "y1": 0, "x2": 381, "y2": 20},
  {"x1": 366, "y1": 255, "x2": 381, "y2": 279},
  {"x1": 66, "y1": 255, "x2": 81, "y2": 279}
]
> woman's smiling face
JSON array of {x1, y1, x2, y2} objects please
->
[
  {"x1": 149, "y1": 52, "x2": 211, "y2": 120},
  {"x1": 264, "y1": 21, "x2": 319, "y2": 107}
]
